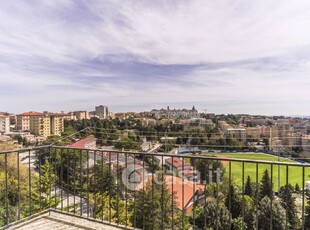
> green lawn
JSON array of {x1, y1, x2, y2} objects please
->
[{"x1": 203, "y1": 152, "x2": 310, "y2": 189}]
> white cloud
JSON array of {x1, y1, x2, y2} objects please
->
[{"x1": 1, "y1": 0, "x2": 310, "y2": 115}]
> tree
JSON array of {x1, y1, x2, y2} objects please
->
[
  {"x1": 244, "y1": 176, "x2": 253, "y2": 197},
  {"x1": 259, "y1": 169, "x2": 273, "y2": 199},
  {"x1": 35, "y1": 148, "x2": 88, "y2": 193},
  {"x1": 26, "y1": 161, "x2": 61, "y2": 215},
  {"x1": 243, "y1": 195, "x2": 255, "y2": 230},
  {"x1": 305, "y1": 191, "x2": 310, "y2": 228},
  {"x1": 93, "y1": 193, "x2": 133, "y2": 226},
  {"x1": 256, "y1": 196, "x2": 286, "y2": 230},
  {"x1": 279, "y1": 184, "x2": 300, "y2": 229},
  {"x1": 225, "y1": 185, "x2": 242, "y2": 219},
  {"x1": 194, "y1": 158, "x2": 223, "y2": 184},
  {"x1": 134, "y1": 177, "x2": 190, "y2": 230},
  {"x1": 295, "y1": 183, "x2": 300, "y2": 193},
  {"x1": 194, "y1": 197, "x2": 231, "y2": 230},
  {"x1": 0, "y1": 153, "x2": 32, "y2": 225},
  {"x1": 114, "y1": 137, "x2": 141, "y2": 150},
  {"x1": 91, "y1": 159, "x2": 116, "y2": 196},
  {"x1": 232, "y1": 217, "x2": 247, "y2": 230}
]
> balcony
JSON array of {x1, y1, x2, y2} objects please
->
[
  {"x1": 0, "y1": 146, "x2": 310, "y2": 229},
  {"x1": 4, "y1": 210, "x2": 125, "y2": 230}
]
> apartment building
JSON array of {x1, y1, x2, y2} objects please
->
[
  {"x1": 29, "y1": 113, "x2": 51, "y2": 137},
  {"x1": 50, "y1": 114, "x2": 65, "y2": 136},
  {"x1": 245, "y1": 126, "x2": 262, "y2": 140},
  {"x1": 0, "y1": 114, "x2": 10, "y2": 134},
  {"x1": 226, "y1": 128, "x2": 247, "y2": 143},
  {"x1": 73, "y1": 111, "x2": 90, "y2": 120},
  {"x1": 95, "y1": 105, "x2": 109, "y2": 119},
  {"x1": 17, "y1": 112, "x2": 65, "y2": 137},
  {"x1": 218, "y1": 120, "x2": 246, "y2": 142},
  {"x1": 16, "y1": 112, "x2": 34, "y2": 131}
]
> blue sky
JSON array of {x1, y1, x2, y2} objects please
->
[{"x1": 1, "y1": 0, "x2": 310, "y2": 115}]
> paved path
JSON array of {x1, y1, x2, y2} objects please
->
[{"x1": 7, "y1": 211, "x2": 124, "y2": 230}]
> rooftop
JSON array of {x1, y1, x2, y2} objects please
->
[
  {"x1": 68, "y1": 137, "x2": 96, "y2": 148},
  {"x1": 165, "y1": 157, "x2": 190, "y2": 167},
  {"x1": 4, "y1": 210, "x2": 125, "y2": 230}
]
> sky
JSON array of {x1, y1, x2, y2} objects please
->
[{"x1": 1, "y1": 0, "x2": 310, "y2": 115}]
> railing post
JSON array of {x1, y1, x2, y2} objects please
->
[{"x1": 5, "y1": 153, "x2": 9, "y2": 225}]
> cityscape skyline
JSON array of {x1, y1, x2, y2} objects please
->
[{"x1": 1, "y1": 1, "x2": 310, "y2": 115}]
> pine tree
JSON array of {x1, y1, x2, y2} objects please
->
[
  {"x1": 91, "y1": 159, "x2": 116, "y2": 196},
  {"x1": 244, "y1": 176, "x2": 253, "y2": 197},
  {"x1": 279, "y1": 184, "x2": 300, "y2": 229},
  {"x1": 27, "y1": 160, "x2": 61, "y2": 215},
  {"x1": 259, "y1": 169, "x2": 273, "y2": 200},
  {"x1": 134, "y1": 176, "x2": 190, "y2": 230},
  {"x1": 93, "y1": 192, "x2": 133, "y2": 226},
  {"x1": 194, "y1": 197, "x2": 231, "y2": 230},
  {"x1": 256, "y1": 196, "x2": 286, "y2": 229},
  {"x1": 225, "y1": 185, "x2": 242, "y2": 219},
  {"x1": 295, "y1": 183, "x2": 300, "y2": 193}
]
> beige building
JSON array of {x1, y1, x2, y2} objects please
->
[
  {"x1": 16, "y1": 112, "x2": 35, "y2": 131},
  {"x1": 73, "y1": 111, "x2": 90, "y2": 120},
  {"x1": 29, "y1": 113, "x2": 51, "y2": 137},
  {"x1": 245, "y1": 127, "x2": 262, "y2": 140},
  {"x1": 226, "y1": 128, "x2": 247, "y2": 143},
  {"x1": 142, "y1": 118, "x2": 157, "y2": 126},
  {"x1": 50, "y1": 114, "x2": 65, "y2": 135},
  {"x1": 0, "y1": 114, "x2": 10, "y2": 134},
  {"x1": 17, "y1": 112, "x2": 65, "y2": 137}
]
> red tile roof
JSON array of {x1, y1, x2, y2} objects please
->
[
  {"x1": 165, "y1": 157, "x2": 191, "y2": 168},
  {"x1": 69, "y1": 137, "x2": 96, "y2": 148},
  {"x1": 179, "y1": 169, "x2": 198, "y2": 176},
  {"x1": 165, "y1": 175, "x2": 205, "y2": 213},
  {"x1": 18, "y1": 111, "x2": 43, "y2": 116},
  {"x1": 17, "y1": 112, "x2": 68, "y2": 117},
  {"x1": 137, "y1": 175, "x2": 205, "y2": 214}
]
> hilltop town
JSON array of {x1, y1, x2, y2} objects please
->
[{"x1": 1, "y1": 105, "x2": 310, "y2": 159}]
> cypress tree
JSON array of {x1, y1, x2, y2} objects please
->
[
  {"x1": 259, "y1": 169, "x2": 273, "y2": 200},
  {"x1": 295, "y1": 183, "x2": 300, "y2": 193},
  {"x1": 244, "y1": 175, "x2": 253, "y2": 197}
]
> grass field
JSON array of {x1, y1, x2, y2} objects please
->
[{"x1": 202, "y1": 152, "x2": 310, "y2": 189}]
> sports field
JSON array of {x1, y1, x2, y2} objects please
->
[{"x1": 203, "y1": 152, "x2": 310, "y2": 189}]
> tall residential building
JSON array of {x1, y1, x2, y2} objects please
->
[
  {"x1": 50, "y1": 114, "x2": 65, "y2": 136},
  {"x1": 29, "y1": 113, "x2": 51, "y2": 137},
  {"x1": 16, "y1": 112, "x2": 34, "y2": 131},
  {"x1": 95, "y1": 105, "x2": 109, "y2": 119},
  {"x1": 17, "y1": 112, "x2": 65, "y2": 137},
  {"x1": 0, "y1": 114, "x2": 10, "y2": 134}
]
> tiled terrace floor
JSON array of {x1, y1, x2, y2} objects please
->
[{"x1": 5, "y1": 211, "x2": 124, "y2": 230}]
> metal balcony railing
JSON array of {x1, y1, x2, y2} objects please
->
[{"x1": 1, "y1": 146, "x2": 310, "y2": 229}]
